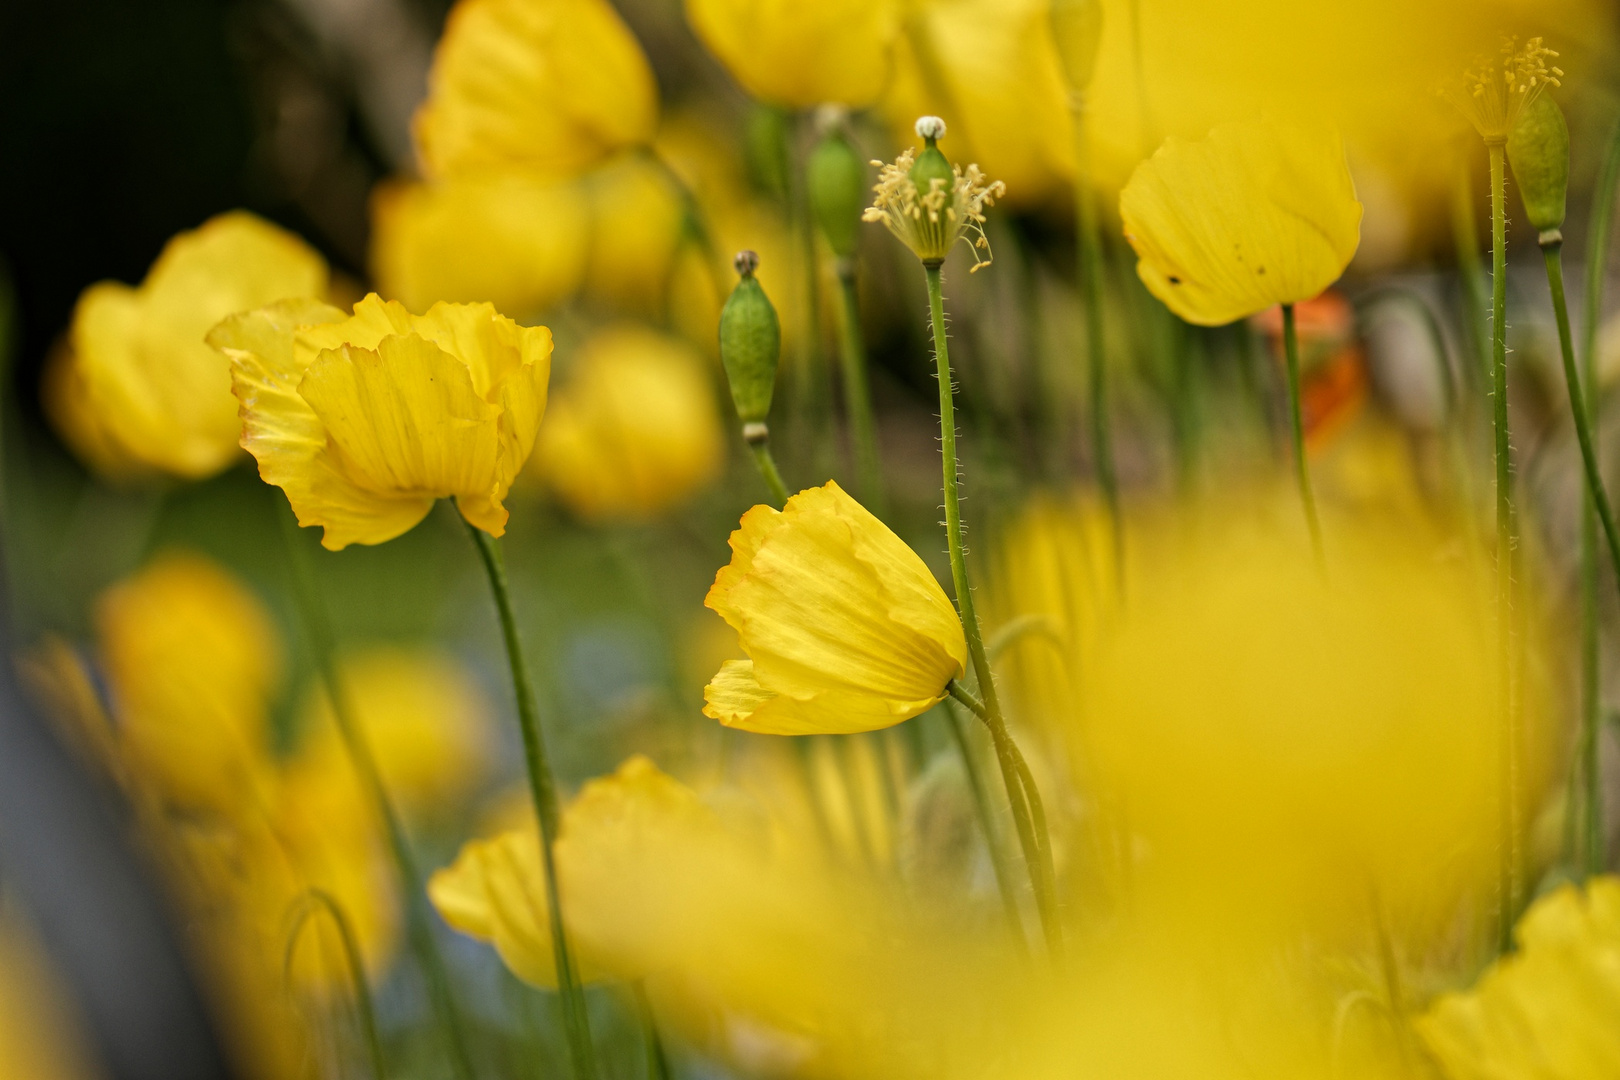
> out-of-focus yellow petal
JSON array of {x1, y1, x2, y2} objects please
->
[
  {"x1": 428, "y1": 830, "x2": 576, "y2": 988},
  {"x1": 684, "y1": 0, "x2": 901, "y2": 109},
  {"x1": 703, "y1": 482, "x2": 965, "y2": 734},
  {"x1": 581, "y1": 154, "x2": 687, "y2": 316},
  {"x1": 1119, "y1": 118, "x2": 1363, "y2": 326},
  {"x1": 414, "y1": 0, "x2": 658, "y2": 179},
  {"x1": 532, "y1": 326, "x2": 722, "y2": 521},
  {"x1": 369, "y1": 173, "x2": 588, "y2": 320},
  {"x1": 0, "y1": 924, "x2": 99, "y2": 1080},
  {"x1": 95, "y1": 552, "x2": 282, "y2": 815},
  {"x1": 219, "y1": 293, "x2": 551, "y2": 549},
  {"x1": 45, "y1": 211, "x2": 328, "y2": 481},
  {"x1": 1418, "y1": 877, "x2": 1620, "y2": 1079}
]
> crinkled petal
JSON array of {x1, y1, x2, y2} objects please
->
[{"x1": 703, "y1": 659, "x2": 938, "y2": 736}]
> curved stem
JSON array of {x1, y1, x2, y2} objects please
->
[
  {"x1": 834, "y1": 264, "x2": 887, "y2": 517},
  {"x1": 1280, "y1": 304, "x2": 1324, "y2": 564},
  {"x1": 925, "y1": 261, "x2": 1061, "y2": 955},
  {"x1": 462, "y1": 518, "x2": 597, "y2": 1080},
  {"x1": 284, "y1": 889, "x2": 387, "y2": 1080},
  {"x1": 1072, "y1": 103, "x2": 1122, "y2": 581},
  {"x1": 746, "y1": 436, "x2": 792, "y2": 508},
  {"x1": 277, "y1": 507, "x2": 477, "y2": 1080},
  {"x1": 942, "y1": 699, "x2": 1028, "y2": 955},
  {"x1": 1487, "y1": 143, "x2": 1519, "y2": 954}
]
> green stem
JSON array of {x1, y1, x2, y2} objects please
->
[
  {"x1": 834, "y1": 263, "x2": 887, "y2": 517},
  {"x1": 943, "y1": 700, "x2": 1028, "y2": 955},
  {"x1": 1487, "y1": 142, "x2": 1519, "y2": 954},
  {"x1": 925, "y1": 258, "x2": 1062, "y2": 954},
  {"x1": 1453, "y1": 161, "x2": 1493, "y2": 391},
  {"x1": 1578, "y1": 119, "x2": 1620, "y2": 879},
  {"x1": 1072, "y1": 102, "x2": 1122, "y2": 580},
  {"x1": 746, "y1": 435, "x2": 792, "y2": 507},
  {"x1": 462, "y1": 518, "x2": 598, "y2": 1080},
  {"x1": 277, "y1": 507, "x2": 477, "y2": 1080},
  {"x1": 285, "y1": 889, "x2": 387, "y2": 1080},
  {"x1": 631, "y1": 981, "x2": 673, "y2": 1080},
  {"x1": 1280, "y1": 305, "x2": 1324, "y2": 563}
]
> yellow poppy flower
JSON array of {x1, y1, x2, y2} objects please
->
[
  {"x1": 702, "y1": 481, "x2": 967, "y2": 735},
  {"x1": 287, "y1": 646, "x2": 494, "y2": 819},
  {"x1": 369, "y1": 172, "x2": 588, "y2": 319},
  {"x1": 413, "y1": 0, "x2": 658, "y2": 179},
  {"x1": 1119, "y1": 119, "x2": 1363, "y2": 326},
  {"x1": 212, "y1": 293, "x2": 551, "y2": 550},
  {"x1": 532, "y1": 327, "x2": 723, "y2": 522},
  {"x1": 580, "y1": 154, "x2": 687, "y2": 316},
  {"x1": 95, "y1": 552, "x2": 283, "y2": 815},
  {"x1": 684, "y1": 0, "x2": 901, "y2": 109},
  {"x1": 1418, "y1": 877, "x2": 1620, "y2": 1078},
  {"x1": 44, "y1": 211, "x2": 328, "y2": 481}
]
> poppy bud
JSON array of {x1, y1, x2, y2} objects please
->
[
  {"x1": 808, "y1": 115, "x2": 866, "y2": 261},
  {"x1": 1507, "y1": 93, "x2": 1569, "y2": 244},
  {"x1": 718, "y1": 251, "x2": 781, "y2": 427},
  {"x1": 1049, "y1": 0, "x2": 1103, "y2": 97}
]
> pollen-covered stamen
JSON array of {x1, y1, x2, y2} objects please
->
[
  {"x1": 1448, "y1": 35, "x2": 1562, "y2": 143},
  {"x1": 864, "y1": 147, "x2": 1006, "y2": 270}
]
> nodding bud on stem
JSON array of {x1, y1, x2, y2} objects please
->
[
  {"x1": 719, "y1": 251, "x2": 781, "y2": 425},
  {"x1": 1049, "y1": 0, "x2": 1103, "y2": 97},
  {"x1": 808, "y1": 125, "x2": 866, "y2": 261},
  {"x1": 1507, "y1": 93, "x2": 1570, "y2": 243}
]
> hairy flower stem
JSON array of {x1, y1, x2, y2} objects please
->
[
  {"x1": 1281, "y1": 305, "x2": 1324, "y2": 564},
  {"x1": 943, "y1": 699, "x2": 1028, "y2": 955},
  {"x1": 463, "y1": 519, "x2": 598, "y2": 1080},
  {"x1": 1579, "y1": 118, "x2": 1620, "y2": 877},
  {"x1": 1487, "y1": 142, "x2": 1520, "y2": 954},
  {"x1": 278, "y1": 507, "x2": 476, "y2": 1080},
  {"x1": 834, "y1": 263, "x2": 887, "y2": 518},
  {"x1": 925, "y1": 261, "x2": 1063, "y2": 956},
  {"x1": 285, "y1": 889, "x2": 387, "y2": 1080},
  {"x1": 1072, "y1": 105, "x2": 1122, "y2": 580},
  {"x1": 746, "y1": 436, "x2": 792, "y2": 507}
]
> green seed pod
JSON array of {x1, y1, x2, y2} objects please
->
[
  {"x1": 808, "y1": 128, "x2": 866, "y2": 260},
  {"x1": 910, "y1": 116, "x2": 955, "y2": 199},
  {"x1": 718, "y1": 251, "x2": 781, "y2": 426},
  {"x1": 1049, "y1": 0, "x2": 1103, "y2": 95},
  {"x1": 1507, "y1": 93, "x2": 1569, "y2": 240}
]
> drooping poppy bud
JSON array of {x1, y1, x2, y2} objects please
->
[
  {"x1": 1507, "y1": 93, "x2": 1570, "y2": 244},
  {"x1": 1049, "y1": 0, "x2": 1103, "y2": 97},
  {"x1": 807, "y1": 113, "x2": 867, "y2": 262}
]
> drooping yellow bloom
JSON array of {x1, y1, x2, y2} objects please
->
[
  {"x1": 44, "y1": 211, "x2": 328, "y2": 481},
  {"x1": 413, "y1": 0, "x2": 658, "y2": 179},
  {"x1": 1119, "y1": 119, "x2": 1363, "y2": 326},
  {"x1": 703, "y1": 481, "x2": 967, "y2": 735},
  {"x1": 684, "y1": 0, "x2": 901, "y2": 109},
  {"x1": 369, "y1": 173, "x2": 588, "y2": 319},
  {"x1": 532, "y1": 327, "x2": 723, "y2": 521},
  {"x1": 1418, "y1": 877, "x2": 1620, "y2": 1078},
  {"x1": 96, "y1": 552, "x2": 283, "y2": 814},
  {"x1": 213, "y1": 293, "x2": 551, "y2": 549},
  {"x1": 287, "y1": 646, "x2": 493, "y2": 818}
]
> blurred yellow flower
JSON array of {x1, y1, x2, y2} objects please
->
[
  {"x1": 213, "y1": 293, "x2": 551, "y2": 549},
  {"x1": 0, "y1": 925, "x2": 97, "y2": 1080},
  {"x1": 685, "y1": 0, "x2": 901, "y2": 109},
  {"x1": 1119, "y1": 118, "x2": 1362, "y2": 326},
  {"x1": 414, "y1": 0, "x2": 658, "y2": 179},
  {"x1": 96, "y1": 552, "x2": 282, "y2": 815},
  {"x1": 370, "y1": 172, "x2": 588, "y2": 319},
  {"x1": 45, "y1": 211, "x2": 328, "y2": 481},
  {"x1": 1418, "y1": 876, "x2": 1620, "y2": 1078},
  {"x1": 532, "y1": 327, "x2": 723, "y2": 522},
  {"x1": 288, "y1": 646, "x2": 494, "y2": 819},
  {"x1": 580, "y1": 154, "x2": 687, "y2": 316},
  {"x1": 703, "y1": 481, "x2": 967, "y2": 735}
]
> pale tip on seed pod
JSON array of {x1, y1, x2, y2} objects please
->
[
  {"x1": 915, "y1": 116, "x2": 947, "y2": 142},
  {"x1": 733, "y1": 250, "x2": 760, "y2": 277}
]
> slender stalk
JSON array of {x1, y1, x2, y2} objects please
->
[
  {"x1": 942, "y1": 699, "x2": 1028, "y2": 955},
  {"x1": 1071, "y1": 100, "x2": 1122, "y2": 580},
  {"x1": 277, "y1": 507, "x2": 477, "y2": 1080},
  {"x1": 1453, "y1": 161, "x2": 1492, "y2": 390},
  {"x1": 924, "y1": 261, "x2": 1063, "y2": 956},
  {"x1": 1578, "y1": 118, "x2": 1620, "y2": 878},
  {"x1": 1280, "y1": 304, "x2": 1324, "y2": 563},
  {"x1": 1487, "y1": 142, "x2": 1519, "y2": 954},
  {"x1": 745, "y1": 435, "x2": 792, "y2": 507},
  {"x1": 833, "y1": 262, "x2": 887, "y2": 517},
  {"x1": 631, "y1": 981, "x2": 673, "y2": 1080},
  {"x1": 285, "y1": 889, "x2": 387, "y2": 1080},
  {"x1": 462, "y1": 518, "x2": 598, "y2": 1080}
]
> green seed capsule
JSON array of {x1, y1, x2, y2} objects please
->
[
  {"x1": 1049, "y1": 0, "x2": 1103, "y2": 95},
  {"x1": 718, "y1": 251, "x2": 781, "y2": 425},
  {"x1": 808, "y1": 130, "x2": 866, "y2": 260},
  {"x1": 1508, "y1": 93, "x2": 1569, "y2": 240}
]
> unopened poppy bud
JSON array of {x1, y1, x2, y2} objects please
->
[
  {"x1": 808, "y1": 117, "x2": 866, "y2": 261},
  {"x1": 1049, "y1": 0, "x2": 1103, "y2": 97},
  {"x1": 718, "y1": 251, "x2": 781, "y2": 425},
  {"x1": 1507, "y1": 93, "x2": 1570, "y2": 244}
]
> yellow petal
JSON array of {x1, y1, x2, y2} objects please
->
[
  {"x1": 414, "y1": 0, "x2": 659, "y2": 179},
  {"x1": 684, "y1": 0, "x2": 901, "y2": 109},
  {"x1": 215, "y1": 299, "x2": 437, "y2": 550},
  {"x1": 1119, "y1": 119, "x2": 1362, "y2": 326},
  {"x1": 702, "y1": 659, "x2": 919, "y2": 736}
]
